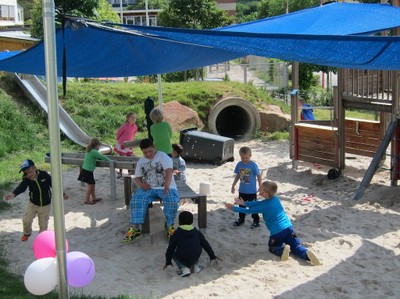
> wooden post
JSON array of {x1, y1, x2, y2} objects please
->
[
  {"x1": 123, "y1": 176, "x2": 132, "y2": 207},
  {"x1": 197, "y1": 196, "x2": 207, "y2": 229},
  {"x1": 109, "y1": 160, "x2": 116, "y2": 200},
  {"x1": 290, "y1": 89, "x2": 299, "y2": 168},
  {"x1": 337, "y1": 69, "x2": 345, "y2": 170},
  {"x1": 142, "y1": 208, "x2": 150, "y2": 234}
]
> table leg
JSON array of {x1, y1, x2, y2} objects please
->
[
  {"x1": 123, "y1": 176, "x2": 132, "y2": 207},
  {"x1": 142, "y1": 207, "x2": 150, "y2": 234},
  {"x1": 197, "y1": 196, "x2": 207, "y2": 229}
]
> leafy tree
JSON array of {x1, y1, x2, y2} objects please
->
[
  {"x1": 127, "y1": 0, "x2": 167, "y2": 10},
  {"x1": 258, "y1": 0, "x2": 320, "y2": 19},
  {"x1": 30, "y1": 0, "x2": 103, "y2": 39},
  {"x1": 93, "y1": 0, "x2": 120, "y2": 23},
  {"x1": 236, "y1": 1, "x2": 259, "y2": 23},
  {"x1": 158, "y1": 0, "x2": 233, "y2": 29},
  {"x1": 18, "y1": 0, "x2": 34, "y2": 22}
]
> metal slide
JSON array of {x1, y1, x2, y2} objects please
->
[{"x1": 13, "y1": 73, "x2": 113, "y2": 154}]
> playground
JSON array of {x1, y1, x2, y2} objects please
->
[{"x1": 1, "y1": 140, "x2": 399, "y2": 298}]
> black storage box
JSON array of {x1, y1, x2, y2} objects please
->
[{"x1": 179, "y1": 128, "x2": 234, "y2": 165}]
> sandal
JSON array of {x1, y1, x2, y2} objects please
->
[
  {"x1": 93, "y1": 198, "x2": 102, "y2": 202},
  {"x1": 84, "y1": 201, "x2": 96, "y2": 205}
]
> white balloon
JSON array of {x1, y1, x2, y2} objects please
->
[{"x1": 24, "y1": 257, "x2": 58, "y2": 296}]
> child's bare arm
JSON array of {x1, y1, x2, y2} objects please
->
[
  {"x1": 234, "y1": 197, "x2": 245, "y2": 206},
  {"x1": 231, "y1": 174, "x2": 240, "y2": 194},
  {"x1": 225, "y1": 202, "x2": 234, "y2": 209},
  {"x1": 257, "y1": 174, "x2": 263, "y2": 192}
]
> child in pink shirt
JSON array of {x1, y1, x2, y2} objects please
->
[{"x1": 114, "y1": 112, "x2": 138, "y2": 177}]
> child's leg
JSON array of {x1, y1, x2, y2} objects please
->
[
  {"x1": 268, "y1": 236, "x2": 285, "y2": 256},
  {"x1": 90, "y1": 184, "x2": 97, "y2": 201},
  {"x1": 85, "y1": 184, "x2": 94, "y2": 202},
  {"x1": 22, "y1": 202, "x2": 37, "y2": 236},
  {"x1": 130, "y1": 188, "x2": 153, "y2": 225},
  {"x1": 160, "y1": 189, "x2": 180, "y2": 227},
  {"x1": 284, "y1": 228, "x2": 308, "y2": 260},
  {"x1": 37, "y1": 205, "x2": 51, "y2": 232}
]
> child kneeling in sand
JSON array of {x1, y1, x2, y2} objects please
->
[
  {"x1": 164, "y1": 211, "x2": 218, "y2": 277},
  {"x1": 226, "y1": 180, "x2": 321, "y2": 266}
]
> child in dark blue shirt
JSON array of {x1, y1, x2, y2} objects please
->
[{"x1": 164, "y1": 211, "x2": 218, "y2": 277}]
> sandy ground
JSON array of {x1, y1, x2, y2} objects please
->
[{"x1": 1, "y1": 140, "x2": 400, "y2": 298}]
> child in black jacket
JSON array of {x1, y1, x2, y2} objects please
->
[
  {"x1": 164, "y1": 211, "x2": 217, "y2": 277},
  {"x1": 4, "y1": 159, "x2": 67, "y2": 241}
]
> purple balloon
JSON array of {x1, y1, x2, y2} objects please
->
[{"x1": 67, "y1": 251, "x2": 95, "y2": 288}]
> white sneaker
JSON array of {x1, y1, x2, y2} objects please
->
[
  {"x1": 192, "y1": 264, "x2": 203, "y2": 273},
  {"x1": 281, "y1": 245, "x2": 290, "y2": 261},
  {"x1": 178, "y1": 267, "x2": 191, "y2": 277},
  {"x1": 307, "y1": 250, "x2": 321, "y2": 266}
]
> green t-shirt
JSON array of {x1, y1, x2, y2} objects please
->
[
  {"x1": 82, "y1": 149, "x2": 110, "y2": 171},
  {"x1": 150, "y1": 121, "x2": 172, "y2": 155}
]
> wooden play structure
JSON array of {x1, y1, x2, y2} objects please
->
[{"x1": 290, "y1": 67, "x2": 400, "y2": 200}]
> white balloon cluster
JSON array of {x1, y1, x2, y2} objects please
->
[{"x1": 24, "y1": 230, "x2": 95, "y2": 296}]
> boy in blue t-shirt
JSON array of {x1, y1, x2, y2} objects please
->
[
  {"x1": 226, "y1": 180, "x2": 321, "y2": 266},
  {"x1": 230, "y1": 146, "x2": 262, "y2": 228}
]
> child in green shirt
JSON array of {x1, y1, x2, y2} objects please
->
[{"x1": 78, "y1": 138, "x2": 110, "y2": 204}]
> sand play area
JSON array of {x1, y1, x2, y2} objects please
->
[{"x1": 1, "y1": 140, "x2": 400, "y2": 298}]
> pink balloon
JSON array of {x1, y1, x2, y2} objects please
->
[
  {"x1": 32, "y1": 230, "x2": 69, "y2": 259},
  {"x1": 67, "y1": 251, "x2": 95, "y2": 288}
]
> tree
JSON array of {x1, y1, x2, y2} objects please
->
[
  {"x1": 127, "y1": 0, "x2": 167, "y2": 10},
  {"x1": 30, "y1": 0, "x2": 109, "y2": 39},
  {"x1": 18, "y1": 0, "x2": 35, "y2": 22},
  {"x1": 258, "y1": 0, "x2": 320, "y2": 19},
  {"x1": 236, "y1": 1, "x2": 259, "y2": 23},
  {"x1": 93, "y1": 0, "x2": 120, "y2": 23},
  {"x1": 158, "y1": 0, "x2": 233, "y2": 29}
]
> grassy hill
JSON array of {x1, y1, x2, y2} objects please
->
[{"x1": 0, "y1": 74, "x2": 282, "y2": 185}]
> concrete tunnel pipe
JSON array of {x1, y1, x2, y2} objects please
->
[{"x1": 208, "y1": 97, "x2": 261, "y2": 141}]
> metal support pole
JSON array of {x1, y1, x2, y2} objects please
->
[{"x1": 42, "y1": 0, "x2": 69, "y2": 297}]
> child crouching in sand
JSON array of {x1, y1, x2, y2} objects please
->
[
  {"x1": 226, "y1": 180, "x2": 321, "y2": 266},
  {"x1": 164, "y1": 211, "x2": 218, "y2": 277}
]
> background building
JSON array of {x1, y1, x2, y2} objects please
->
[{"x1": 0, "y1": 0, "x2": 23, "y2": 27}]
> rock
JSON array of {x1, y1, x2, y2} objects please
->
[
  {"x1": 162, "y1": 101, "x2": 204, "y2": 132},
  {"x1": 259, "y1": 104, "x2": 291, "y2": 132}
]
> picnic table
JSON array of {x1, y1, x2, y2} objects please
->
[
  {"x1": 44, "y1": 152, "x2": 138, "y2": 201},
  {"x1": 45, "y1": 152, "x2": 207, "y2": 232}
]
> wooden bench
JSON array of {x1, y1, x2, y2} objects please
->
[
  {"x1": 123, "y1": 176, "x2": 207, "y2": 234},
  {"x1": 45, "y1": 153, "x2": 138, "y2": 200}
]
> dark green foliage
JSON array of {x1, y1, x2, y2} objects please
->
[{"x1": 158, "y1": 0, "x2": 232, "y2": 29}]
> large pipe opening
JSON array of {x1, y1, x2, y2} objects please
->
[{"x1": 208, "y1": 97, "x2": 260, "y2": 141}]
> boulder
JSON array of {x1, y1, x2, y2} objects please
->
[
  {"x1": 162, "y1": 101, "x2": 204, "y2": 131},
  {"x1": 259, "y1": 104, "x2": 291, "y2": 132}
]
